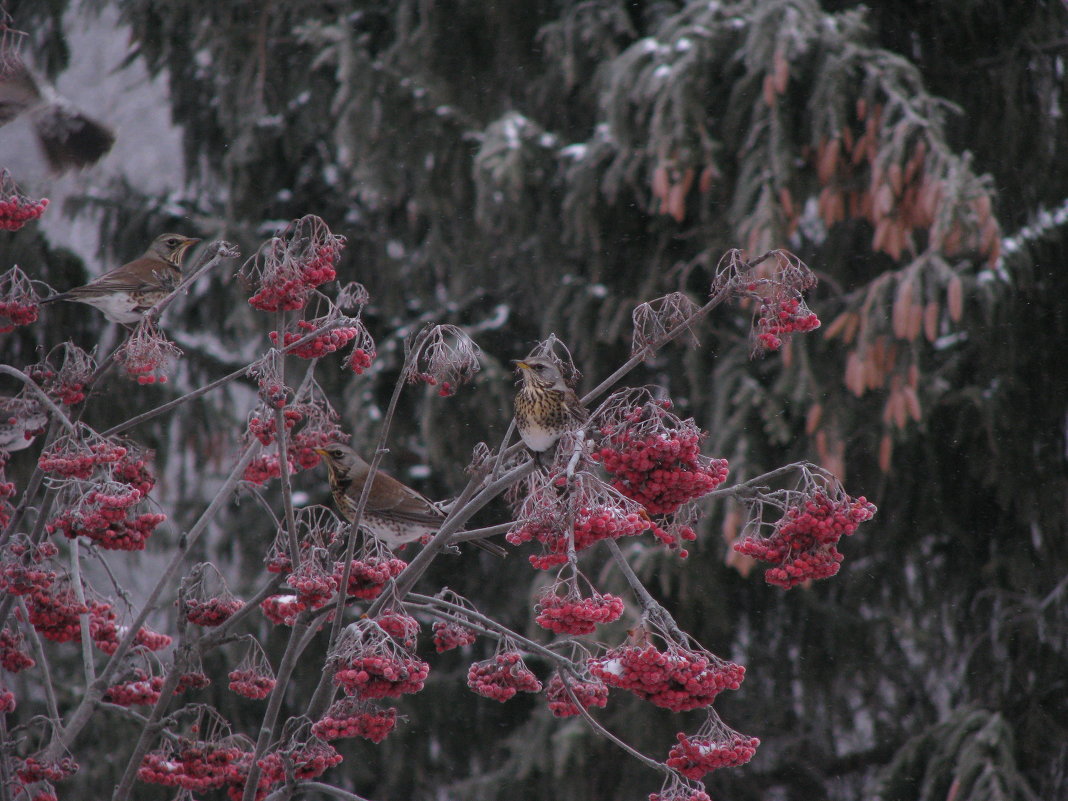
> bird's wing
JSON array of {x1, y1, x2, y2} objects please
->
[
  {"x1": 565, "y1": 389, "x2": 590, "y2": 423},
  {"x1": 72, "y1": 265, "x2": 178, "y2": 295},
  {"x1": 367, "y1": 472, "x2": 446, "y2": 525}
]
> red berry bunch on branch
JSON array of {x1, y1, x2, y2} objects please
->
[
  {"x1": 181, "y1": 562, "x2": 244, "y2": 627},
  {"x1": 228, "y1": 640, "x2": 276, "y2": 700},
  {"x1": 752, "y1": 295, "x2": 821, "y2": 354},
  {"x1": 507, "y1": 470, "x2": 654, "y2": 569},
  {"x1": 545, "y1": 671, "x2": 609, "y2": 717},
  {"x1": 38, "y1": 427, "x2": 128, "y2": 480},
  {"x1": 23, "y1": 579, "x2": 88, "y2": 643},
  {"x1": 138, "y1": 740, "x2": 249, "y2": 793},
  {"x1": 312, "y1": 697, "x2": 397, "y2": 743},
  {"x1": 26, "y1": 342, "x2": 94, "y2": 407},
  {"x1": 113, "y1": 319, "x2": 182, "y2": 384},
  {"x1": 0, "y1": 537, "x2": 58, "y2": 596},
  {"x1": 330, "y1": 621, "x2": 429, "y2": 699},
  {"x1": 268, "y1": 316, "x2": 360, "y2": 359},
  {"x1": 589, "y1": 621, "x2": 745, "y2": 712},
  {"x1": 0, "y1": 266, "x2": 40, "y2": 332},
  {"x1": 535, "y1": 568, "x2": 625, "y2": 635},
  {"x1": 666, "y1": 709, "x2": 760, "y2": 779},
  {"x1": 243, "y1": 214, "x2": 344, "y2": 312},
  {"x1": 594, "y1": 393, "x2": 729, "y2": 517},
  {"x1": 333, "y1": 551, "x2": 407, "y2": 601},
  {"x1": 404, "y1": 323, "x2": 483, "y2": 397},
  {"x1": 733, "y1": 470, "x2": 877, "y2": 588},
  {"x1": 432, "y1": 620, "x2": 477, "y2": 652},
  {"x1": 0, "y1": 626, "x2": 34, "y2": 672},
  {"x1": 0, "y1": 169, "x2": 48, "y2": 231},
  {"x1": 467, "y1": 648, "x2": 543, "y2": 702}
]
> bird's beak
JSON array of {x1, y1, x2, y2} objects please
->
[
  {"x1": 184, "y1": 238, "x2": 202, "y2": 248},
  {"x1": 513, "y1": 360, "x2": 530, "y2": 370},
  {"x1": 313, "y1": 447, "x2": 329, "y2": 457}
]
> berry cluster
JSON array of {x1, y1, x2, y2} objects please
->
[
  {"x1": 0, "y1": 685, "x2": 15, "y2": 713},
  {"x1": 0, "y1": 540, "x2": 58, "y2": 596},
  {"x1": 535, "y1": 591, "x2": 624, "y2": 635},
  {"x1": 545, "y1": 672, "x2": 609, "y2": 717},
  {"x1": 286, "y1": 560, "x2": 339, "y2": 610},
  {"x1": 589, "y1": 645, "x2": 744, "y2": 712},
  {"x1": 649, "y1": 783, "x2": 712, "y2": 801},
  {"x1": 242, "y1": 453, "x2": 290, "y2": 485},
  {"x1": 507, "y1": 504, "x2": 652, "y2": 570},
  {"x1": 467, "y1": 651, "x2": 542, "y2": 702},
  {"x1": 260, "y1": 594, "x2": 306, "y2": 626},
  {"x1": 247, "y1": 408, "x2": 303, "y2": 446},
  {"x1": 376, "y1": 612, "x2": 420, "y2": 650},
  {"x1": 26, "y1": 345, "x2": 94, "y2": 407},
  {"x1": 333, "y1": 653, "x2": 430, "y2": 699},
  {"x1": 38, "y1": 439, "x2": 127, "y2": 479},
  {"x1": 0, "y1": 627, "x2": 34, "y2": 672},
  {"x1": 0, "y1": 298, "x2": 38, "y2": 332},
  {"x1": 733, "y1": 491, "x2": 877, "y2": 588},
  {"x1": 255, "y1": 739, "x2": 342, "y2": 792},
  {"x1": 333, "y1": 556, "x2": 407, "y2": 600},
  {"x1": 667, "y1": 731, "x2": 760, "y2": 778},
  {"x1": 175, "y1": 671, "x2": 211, "y2": 693},
  {"x1": 185, "y1": 597, "x2": 244, "y2": 627},
  {"x1": 103, "y1": 670, "x2": 165, "y2": 706},
  {"x1": 15, "y1": 756, "x2": 78, "y2": 784},
  {"x1": 88, "y1": 601, "x2": 172, "y2": 655},
  {"x1": 312, "y1": 698, "x2": 397, "y2": 743},
  {"x1": 594, "y1": 428, "x2": 728, "y2": 516},
  {"x1": 269, "y1": 320, "x2": 357, "y2": 359},
  {"x1": 115, "y1": 322, "x2": 181, "y2": 384},
  {"x1": 347, "y1": 346, "x2": 375, "y2": 374},
  {"x1": 48, "y1": 508, "x2": 165, "y2": 551},
  {"x1": 0, "y1": 193, "x2": 48, "y2": 231},
  {"x1": 754, "y1": 295, "x2": 820, "y2": 353},
  {"x1": 432, "y1": 621, "x2": 477, "y2": 652},
  {"x1": 24, "y1": 586, "x2": 88, "y2": 642},
  {"x1": 228, "y1": 667, "x2": 276, "y2": 700},
  {"x1": 246, "y1": 218, "x2": 343, "y2": 312},
  {"x1": 138, "y1": 743, "x2": 249, "y2": 793}
]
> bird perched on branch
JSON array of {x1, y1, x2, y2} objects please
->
[
  {"x1": 315, "y1": 443, "x2": 506, "y2": 557},
  {"x1": 513, "y1": 357, "x2": 589, "y2": 456},
  {"x1": 0, "y1": 55, "x2": 115, "y2": 172},
  {"x1": 40, "y1": 233, "x2": 200, "y2": 324}
]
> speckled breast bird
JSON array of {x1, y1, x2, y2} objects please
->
[
  {"x1": 513, "y1": 357, "x2": 589, "y2": 454},
  {"x1": 315, "y1": 443, "x2": 506, "y2": 557},
  {"x1": 0, "y1": 395, "x2": 47, "y2": 454},
  {"x1": 40, "y1": 233, "x2": 200, "y2": 324},
  {"x1": 0, "y1": 57, "x2": 115, "y2": 172}
]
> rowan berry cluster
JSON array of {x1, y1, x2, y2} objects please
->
[
  {"x1": 507, "y1": 504, "x2": 652, "y2": 570},
  {"x1": 733, "y1": 490, "x2": 876, "y2": 588},
  {"x1": 184, "y1": 597, "x2": 244, "y2": 627},
  {"x1": 103, "y1": 669, "x2": 164, "y2": 706},
  {"x1": 432, "y1": 621, "x2": 477, "y2": 652},
  {"x1": 376, "y1": 612, "x2": 420, "y2": 650},
  {"x1": 312, "y1": 698, "x2": 397, "y2": 743},
  {"x1": 26, "y1": 344, "x2": 94, "y2": 407},
  {"x1": 467, "y1": 651, "x2": 542, "y2": 702},
  {"x1": 535, "y1": 591, "x2": 624, "y2": 635},
  {"x1": 260, "y1": 594, "x2": 307, "y2": 625},
  {"x1": 333, "y1": 556, "x2": 407, "y2": 599},
  {"x1": 247, "y1": 408, "x2": 303, "y2": 446},
  {"x1": 88, "y1": 601, "x2": 171, "y2": 654},
  {"x1": 589, "y1": 645, "x2": 744, "y2": 712},
  {"x1": 286, "y1": 557, "x2": 339, "y2": 610},
  {"x1": 545, "y1": 672, "x2": 609, "y2": 717},
  {"x1": 23, "y1": 585, "x2": 88, "y2": 642},
  {"x1": 753, "y1": 295, "x2": 820, "y2": 354},
  {"x1": 138, "y1": 742, "x2": 248, "y2": 793},
  {"x1": 254, "y1": 739, "x2": 342, "y2": 796},
  {"x1": 595, "y1": 427, "x2": 728, "y2": 516},
  {"x1": 38, "y1": 438, "x2": 127, "y2": 479},
  {"x1": 666, "y1": 730, "x2": 760, "y2": 778},
  {"x1": 347, "y1": 346, "x2": 375, "y2": 374},
  {"x1": 0, "y1": 267, "x2": 39, "y2": 331},
  {"x1": 15, "y1": 756, "x2": 77, "y2": 784},
  {"x1": 0, "y1": 539, "x2": 57, "y2": 596},
  {"x1": 333, "y1": 651, "x2": 430, "y2": 698},
  {"x1": 0, "y1": 627, "x2": 34, "y2": 672},
  {"x1": 228, "y1": 668, "x2": 276, "y2": 700},
  {"x1": 246, "y1": 216, "x2": 343, "y2": 311},
  {"x1": 47, "y1": 508, "x2": 165, "y2": 551},
  {"x1": 269, "y1": 319, "x2": 358, "y2": 358},
  {"x1": 0, "y1": 193, "x2": 48, "y2": 230},
  {"x1": 114, "y1": 321, "x2": 182, "y2": 384},
  {"x1": 0, "y1": 685, "x2": 15, "y2": 713}
]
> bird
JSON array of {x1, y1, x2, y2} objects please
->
[
  {"x1": 0, "y1": 56, "x2": 115, "y2": 172},
  {"x1": 40, "y1": 233, "x2": 201, "y2": 324},
  {"x1": 314, "y1": 443, "x2": 506, "y2": 557},
  {"x1": 0, "y1": 395, "x2": 47, "y2": 455},
  {"x1": 512, "y1": 357, "x2": 589, "y2": 455}
]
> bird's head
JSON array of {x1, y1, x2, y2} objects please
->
[
  {"x1": 313, "y1": 442, "x2": 365, "y2": 478},
  {"x1": 148, "y1": 234, "x2": 201, "y2": 266},
  {"x1": 513, "y1": 357, "x2": 567, "y2": 391}
]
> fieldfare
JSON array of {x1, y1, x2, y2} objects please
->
[
  {"x1": 513, "y1": 357, "x2": 589, "y2": 455},
  {"x1": 40, "y1": 233, "x2": 200, "y2": 324},
  {"x1": 315, "y1": 443, "x2": 506, "y2": 557},
  {"x1": 0, "y1": 57, "x2": 115, "y2": 172}
]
